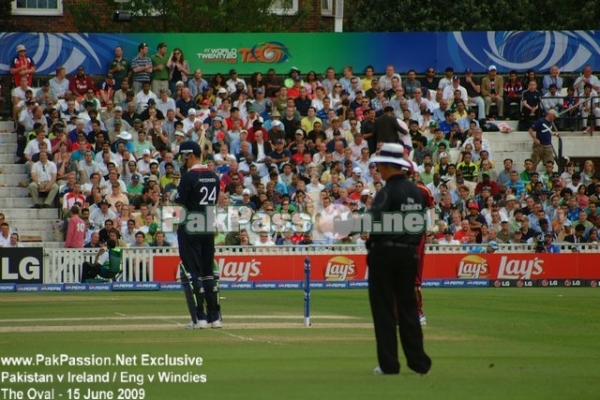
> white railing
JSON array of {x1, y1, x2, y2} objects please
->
[
  {"x1": 43, "y1": 247, "x2": 181, "y2": 283},
  {"x1": 41, "y1": 243, "x2": 599, "y2": 284}
]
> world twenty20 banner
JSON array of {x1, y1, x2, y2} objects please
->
[{"x1": 1, "y1": 31, "x2": 599, "y2": 77}]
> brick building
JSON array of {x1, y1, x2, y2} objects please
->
[
  {"x1": 0, "y1": 0, "x2": 342, "y2": 116},
  {"x1": 2, "y1": 0, "x2": 339, "y2": 33}
]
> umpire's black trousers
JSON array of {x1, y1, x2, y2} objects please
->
[{"x1": 367, "y1": 244, "x2": 431, "y2": 374}]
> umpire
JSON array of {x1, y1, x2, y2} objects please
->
[
  {"x1": 174, "y1": 140, "x2": 222, "y2": 329},
  {"x1": 366, "y1": 143, "x2": 432, "y2": 375}
]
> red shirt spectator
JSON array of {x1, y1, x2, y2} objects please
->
[
  {"x1": 246, "y1": 126, "x2": 268, "y2": 143},
  {"x1": 65, "y1": 210, "x2": 87, "y2": 248},
  {"x1": 69, "y1": 66, "x2": 95, "y2": 97},
  {"x1": 475, "y1": 178, "x2": 500, "y2": 196},
  {"x1": 10, "y1": 44, "x2": 36, "y2": 87},
  {"x1": 453, "y1": 220, "x2": 471, "y2": 243}
]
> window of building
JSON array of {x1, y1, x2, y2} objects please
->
[
  {"x1": 12, "y1": 0, "x2": 63, "y2": 16},
  {"x1": 271, "y1": 0, "x2": 298, "y2": 16},
  {"x1": 321, "y1": 0, "x2": 333, "y2": 16}
]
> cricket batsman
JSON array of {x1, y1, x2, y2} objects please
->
[{"x1": 175, "y1": 141, "x2": 222, "y2": 329}]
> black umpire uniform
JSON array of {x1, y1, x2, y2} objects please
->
[
  {"x1": 174, "y1": 141, "x2": 221, "y2": 324},
  {"x1": 366, "y1": 143, "x2": 432, "y2": 375}
]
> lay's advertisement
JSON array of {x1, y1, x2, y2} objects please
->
[
  {"x1": 153, "y1": 254, "x2": 367, "y2": 282},
  {"x1": 153, "y1": 252, "x2": 600, "y2": 283}
]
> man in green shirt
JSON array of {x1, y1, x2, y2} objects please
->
[
  {"x1": 80, "y1": 239, "x2": 122, "y2": 282},
  {"x1": 519, "y1": 159, "x2": 535, "y2": 185},
  {"x1": 127, "y1": 174, "x2": 145, "y2": 197},
  {"x1": 108, "y1": 45, "x2": 131, "y2": 90},
  {"x1": 151, "y1": 42, "x2": 169, "y2": 96}
]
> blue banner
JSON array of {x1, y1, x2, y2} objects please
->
[
  {"x1": 159, "y1": 282, "x2": 182, "y2": 291},
  {"x1": 0, "y1": 283, "x2": 16, "y2": 292},
  {"x1": 87, "y1": 283, "x2": 112, "y2": 292},
  {"x1": 39, "y1": 284, "x2": 64, "y2": 292},
  {"x1": 64, "y1": 283, "x2": 88, "y2": 292},
  {"x1": 254, "y1": 282, "x2": 279, "y2": 289},
  {"x1": 1, "y1": 31, "x2": 599, "y2": 77},
  {"x1": 4, "y1": 279, "x2": 593, "y2": 292}
]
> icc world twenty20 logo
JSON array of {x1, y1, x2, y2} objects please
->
[{"x1": 239, "y1": 42, "x2": 291, "y2": 63}]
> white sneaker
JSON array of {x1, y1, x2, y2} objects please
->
[
  {"x1": 185, "y1": 320, "x2": 208, "y2": 329},
  {"x1": 419, "y1": 315, "x2": 427, "y2": 326},
  {"x1": 211, "y1": 320, "x2": 223, "y2": 329},
  {"x1": 373, "y1": 366, "x2": 384, "y2": 375}
]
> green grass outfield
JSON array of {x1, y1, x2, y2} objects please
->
[{"x1": 0, "y1": 289, "x2": 599, "y2": 400}]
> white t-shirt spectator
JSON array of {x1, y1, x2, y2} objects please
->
[
  {"x1": 24, "y1": 139, "x2": 52, "y2": 159},
  {"x1": 31, "y1": 160, "x2": 57, "y2": 183}
]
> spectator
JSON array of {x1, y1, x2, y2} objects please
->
[
  {"x1": 131, "y1": 43, "x2": 153, "y2": 94},
  {"x1": 107, "y1": 45, "x2": 131, "y2": 90},
  {"x1": 481, "y1": 65, "x2": 504, "y2": 119},
  {"x1": 453, "y1": 219, "x2": 471, "y2": 243},
  {"x1": 29, "y1": 150, "x2": 59, "y2": 209},
  {"x1": 572, "y1": 64, "x2": 600, "y2": 97},
  {"x1": 519, "y1": 217, "x2": 538, "y2": 243},
  {"x1": 520, "y1": 80, "x2": 543, "y2": 127},
  {"x1": 0, "y1": 223, "x2": 12, "y2": 247},
  {"x1": 456, "y1": 152, "x2": 478, "y2": 182},
  {"x1": 64, "y1": 206, "x2": 87, "y2": 248},
  {"x1": 151, "y1": 231, "x2": 171, "y2": 247},
  {"x1": 486, "y1": 241, "x2": 499, "y2": 253},
  {"x1": 62, "y1": 180, "x2": 86, "y2": 212},
  {"x1": 69, "y1": 65, "x2": 95, "y2": 97},
  {"x1": 254, "y1": 232, "x2": 275, "y2": 246},
  {"x1": 10, "y1": 44, "x2": 36, "y2": 87},
  {"x1": 579, "y1": 82, "x2": 600, "y2": 134},
  {"x1": 562, "y1": 87, "x2": 580, "y2": 131},
  {"x1": 496, "y1": 158, "x2": 513, "y2": 186},
  {"x1": 133, "y1": 231, "x2": 149, "y2": 248},
  {"x1": 85, "y1": 231, "x2": 102, "y2": 248},
  {"x1": 565, "y1": 224, "x2": 588, "y2": 244},
  {"x1": 510, "y1": 229, "x2": 527, "y2": 244},
  {"x1": 507, "y1": 170, "x2": 526, "y2": 202},
  {"x1": 105, "y1": 227, "x2": 127, "y2": 248},
  {"x1": 542, "y1": 84, "x2": 563, "y2": 113},
  {"x1": 6, "y1": 233, "x2": 22, "y2": 248},
  {"x1": 497, "y1": 220, "x2": 512, "y2": 243},
  {"x1": 438, "y1": 228, "x2": 460, "y2": 245},
  {"x1": 542, "y1": 65, "x2": 563, "y2": 95},
  {"x1": 298, "y1": 232, "x2": 314, "y2": 245},
  {"x1": 106, "y1": 182, "x2": 129, "y2": 212}
]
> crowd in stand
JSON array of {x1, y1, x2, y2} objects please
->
[{"x1": 3, "y1": 41, "x2": 600, "y2": 251}]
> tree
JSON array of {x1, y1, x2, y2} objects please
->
[
  {"x1": 345, "y1": 0, "x2": 600, "y2": 32},
  {"x1": 0, "y1": 1, "x2": 16, "y2": 32},
  {"x1": 65, "y1": 0, "x2": 314, "y2": 33}
]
